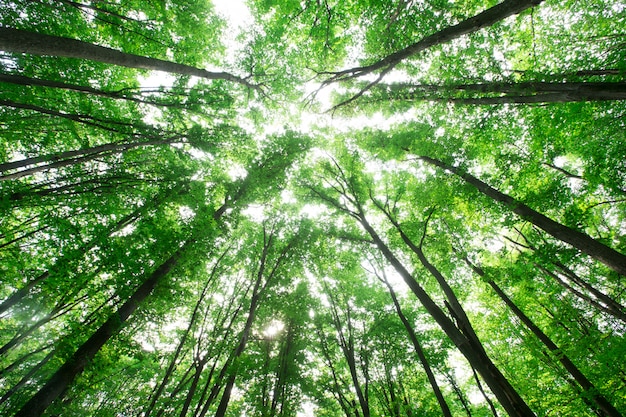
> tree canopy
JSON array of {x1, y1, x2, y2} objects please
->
[{"x1": 1, "y1": 0, "x2": 625, "y2": 416}]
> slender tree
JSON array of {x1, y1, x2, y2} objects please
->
[
  {"x1": 414, "y1": 155, "x2": 626, "y2": 276},
  {"x1": 462, "y1": 255, "x2": 622, "y2": 417},
  {"x1": 0, "y1": 27, "x2": 259, "y2": 91}
]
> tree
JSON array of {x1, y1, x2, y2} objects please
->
[
  {"x1": 0, "y1": 27, "x2": 259, "y2": 91},
  {"x1": 1, "y1": 0, "x2": 625, "y2": 416}
]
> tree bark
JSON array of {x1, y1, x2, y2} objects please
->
[
  {"x1": 0, "y1": 27, "x2": 258, "y2": 90},
  {"x1": 13, "y1": 241, "x2": 190, "y2": 417},
  {"x1": 380, "y1": 81, "x2": 626, "y2": 104},
  {"x1": 378, "y1": 272, "x2": 453, "y2": 417},
  {"x1": 0, "y1": 136, "x2": 178, "y2": 181},
  {"x1": 357, "y1": 215, "x2": 536, "y2": 417},
  {"x1": 0, "y1": 72, "x2": 185, "y2": 108},
  {"x1": 464, "y1": 258, "x2": 622, "y2": 417},
  {"x1": 143, "y1": 247, "x2": 227, "y2": 417},
  {"x1": 327, "y1": 292, "x2": 371, "y2": 417},
  {"x1": 418, "y1": 155, "x2": 626, "y2": 276},
  {"x1": 325, "y1": 0, "x2": 545, "y2": 108},
  {"x1": 213, "y1": 226, "x2": 293, "y2": 417}
]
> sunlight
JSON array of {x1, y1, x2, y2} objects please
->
[{"x1": 263, "y1": 319, "x2": 285, "y2": 338}]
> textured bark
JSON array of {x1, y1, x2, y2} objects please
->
[
  {"x1": 0, "y1": 27, "x2": 258, "y2": 90},
  {"x1": 143, "y1": 248, "x2": 227, "y2": 417},
  {"x1": 382, "y1": 81, "x2": 626, "y2": 104},
  {"x1": 0, "y1": 72, "x2": 182, "y2": 107},
  {"x1": 326, "y1": 0, "x2": 545, "y2": 108},
  {"x1": 214, "y1": 229, "x2": 293, "y2": 417},
  {"x1": 419, "y1": 155, "x2": 626, "y2": 276},
  {"x1": 0, "y1": 138, "x2": 178, "y2": 181},
  {"x1": 0, "y1": 186, "x2": 177, "y2": 314},
  {"x1": 327, "y1": 293, "x2": 370, "y2": 417}
]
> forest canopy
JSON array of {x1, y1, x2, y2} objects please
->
[{"x1": 0, "y1": 0, "x2": 625, "y2": 416}]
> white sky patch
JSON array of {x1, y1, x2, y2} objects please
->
[
  {"x1": 138, "y1": 71, "x2": 177, "y2": 89},
  {"x1": 242, "y1": 204, "x2": 266, "y2": 222},
  {"x1": 300, "y1": 203, "x2": 328, "y2": 219},
  {"x1": 297, "y1": 401, "x2": 317, "y2": 417},
  {"x1": 212, "y1": 0, "x2": 253, "y2": 30},
  {"x1": 227, "y1": 163, "x2": 247, "y2": 180},
  {"x1": 179, "y1": 206, "x2": 195, "y2": 222},
  {"x1": 111, "y1": 223, "x2": 136, "y2": 237}
]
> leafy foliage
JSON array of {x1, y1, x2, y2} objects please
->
[{"x1": 0, "y1": 0, "x2": 625, "y2": 416}]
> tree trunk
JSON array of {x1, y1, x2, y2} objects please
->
[
  {"x1": 0, "y1": 136, "x2": 178, "y2": 181},
  {"x1": 378, "y1": 273, "x2": 453, "y2": 417},
  {"x1": 0, "y1": 27, "x2": 258, "y2": 90},
  {"x1": 0, "y1": 185, "x2": 179, "y2": 314},
  {"x1": 13, "y1": 241, "x2": 190, "y2": 417},
  {"x1": 327, "y1": 293, "x2": 371, "y2": 417},
  {"x1": 0, "y1": 72, "x2": 183, "y2": 107},
  {"x1": 213, "y1": 267, "x2": 265, "y2": 417},
  {"x1": 446, "y1": 370, "x2": 474, "y2": 417},
  {"x1": 380, "y1": 81, "x2": 626, "y2": 104},
  {"x1": 326, "y1": 0, "x2": 545, "y2": 108},
  {"x1": 418, "y1": 155, "x2": 626, "y2": 276},
  {"x1": 537, "y1": 264, "x2": 626, "y2": 323},
  {"x1": 214, "y1": 227, "x2": 288, "y2": 417},
  {"x1": 464, "y1": 258, "x2": 622, "y2": 417},
  {"x1": 143, "y1": 248, "x2": 227, "y2": 417},
  {"x1": 358, "y1": 214, "x2": 536, "y2": 417}
]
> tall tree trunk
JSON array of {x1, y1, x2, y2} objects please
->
[
  {"x1": 446, "y1": 370, "x2": 474, "y2": 417},
  {"x1": 536, "y1": 264, "x2": 626, "y2": 323},
  {"x1": 214, "y1": 226, "x2": 292, "y2": 417},
  {"x1": 307, "y1": 163, "x2": 534, "y2": 416},
  {"x1": 377, "y1": 271, "x2": 453, "y2": 417},
  {"x1": 213, "y1": 261, "x2": 266, "y2": 417},
  {"x1": 357, "y1": 214, "x2": 536, "y2": 417},
  {"x1": 0, "y1": 185, "x2": 179, "y2": 314},
  {"x1": 327, "y1": 293, "x2": 371, "y2": 417},
  {"x1": 13, "y1": 241, "x2": 190, "y2": 417},
  {"x1": 378, "y1": 81, "x2": 626, "y2": 104},
  {"x1": 0, "y1": 72, "x2": 188, "y2": 108},
  {"x1": 0, "y1": 135, "x2": 178, "y2": 181},
  {"x1": 418, "y1": 155, "x2": 626, "y2": 276},
  {"x1": 471, "y1": 367, "x2": 500, "y2": 417},
  {"x1": 463, "y1": 257, "x2": 623, "y2": 417},
  {"x1": 0, "y1": 27, "x2": 258, "y2": 90},
  {"x1": 0, "y1": 350, "x2": 55, "y2": 406},
  {"x1": 143, "y1": 247, "x2": 228, "y2": 417},
  {"x1": 326, "y1": 0, "x2": 545, "y2": 108}
]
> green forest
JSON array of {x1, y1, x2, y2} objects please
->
[{"x1": 0, "y1": 0, "x2": 625, "y2": 416}]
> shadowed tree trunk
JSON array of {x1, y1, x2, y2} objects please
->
[
  {"x1": 0, "y1": 185, "x2": 181, "y2": 314},
  {"x1": 371, "y1": 81, "x2": 626, "y2": 105},
  {"x1": 13, "y1": 240, "x2": 191, "y2": 417},
  {"x1": 0, "y1": 72, "x2": 191, "y2": 108},
  {"x1": 417, "y1": 155, "x2": 626, "y2": 276},
  {"x1": 326, "y1": 289, "x2": 371, "y2": 417},
  {"x1": 324, "y1": 0, "x2": 545, "y2": 108},
  {"x1": 0, "y1": 27, "x2": 259, "y2": 90},
  {"x1": 462, "y1": 256, "x2": 623, "y2": 417},
  {"x1": 375, "y1": 268, "x2": 453, "y2": 417},
  {"x1": 307, "y1": 166, "x2": 536, "y2": 416},
  {"x1": 214, "y1": 226, "x2": 294, "y2": 417}
]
